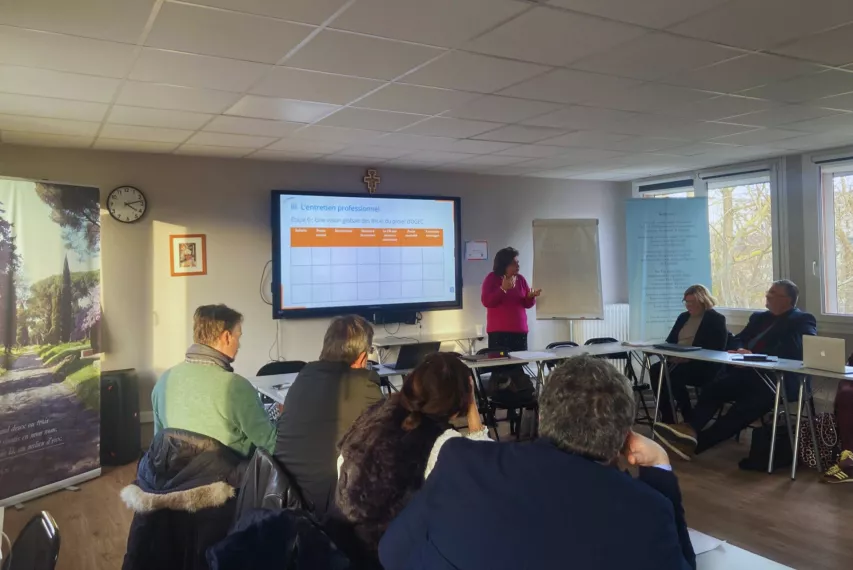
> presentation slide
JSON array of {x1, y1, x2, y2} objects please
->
[{"x1": 276, "y1": 193, "x2": 458, "y2": 311}]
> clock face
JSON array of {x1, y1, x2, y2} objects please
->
[{"x1": 107, "y1": 186, "x2": 146, "y2": 223}]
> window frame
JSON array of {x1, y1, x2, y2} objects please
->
[
  {"x1": 632, "y1": 159, "x2": 785, "y2": 324},
  {"x1": 813, "y1": 157, "x2": 853, "y2": 319}
]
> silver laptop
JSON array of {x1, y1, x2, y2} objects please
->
[{"x1": 803, "y1": 336, "x2": 853, "y2": 374}]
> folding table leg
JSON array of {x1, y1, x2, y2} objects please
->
[
  {"x1": 651, "y1": 355, "x2": 666, "y2": 440},
  {"x1": 768, "y1": 374, "x2": 783, "y2": 474},
  {"x1": 791, "y1": 380, "x2": 805, "y2": 480}
]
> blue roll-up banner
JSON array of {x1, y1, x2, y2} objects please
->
[{"x1": 626, "y1": 198, "x2": 712, "y2": 342}]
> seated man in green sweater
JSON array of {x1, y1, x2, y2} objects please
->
[{"x1": 152, "y1": 304, "x2": 275, "y2": 457}]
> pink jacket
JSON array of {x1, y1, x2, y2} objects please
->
[{"x1": 480, "y1": 272, "x2": 535, "y2": 334}]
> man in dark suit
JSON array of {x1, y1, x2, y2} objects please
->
[
  {"x1": 654, "y1": 280, "x2": 817, "y2": 459},
  {"x1": 378, "y1": 356, "x2": 696, "y2": 570}
]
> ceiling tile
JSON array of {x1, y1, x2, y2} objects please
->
[
  {"x1": 285, "y1": 30, "x2": 443, "y2": 80},
  {"x1": 130, "y1": 48, "x2": 271, "y2": 92},
  {"x1": 264, "y1": 138, "x2": 345, "y2": 153},
  {"x1": 330, "y1": 0, "x2": 527, "y2": 47},
  {"x1": 658, "y1": 141, "x2": 742, "y2": 157},
  {"x1": 778, "y1": 112, "x2": 853, "y2": 133},
  {"x1": 0, "y1": 25, "x2": 136, "y2": 78},
  {"x1": 710, "y1": 128, "x2": 804, "y2": 145},
  {"x1": 592, "y1": 84, "x2": 712, "y2": 113},
  {"x1": 614, "y1": 114, "x2": 753, "y2": 139},
  {"x1": 465, "y1": 7, "x2": 645, "y2": 66},
  {"x1": 472, "y1": 125, "x2": 567, "y2": 143},
  {"x1": 725, "y1": 105, "x2": 843, "y2": 127},
  {"x1": 185, "y1": 132, "x2": 276, "y2": 148},
  {"x1": 442, "y1": 95, "x2": 561, "y2": 123},
  {"x1": 93, "y1": 138, "x2": 178, "y2": 153},
  {"x1": 290, "y1": 125, "x2": 385, "y2": 144},
  {"x1": 108, "y1": 106, "x2": 213, "y2": 130},
  {"x1": 663, "y1": 54, "x2": 821, "y2": 93},
  {"x1": 499, "y1": 69, "x2": 641, "y2": 104},
  {"x1": 773, "y1": 23, "x2": 853, "y2": 66},
  {"x1": 175, "y1": 144, "x2": 253, "y2": 157},
  {"x1": 663, "y1": 95, "x2": 777, "y2": 121},
  {"x1": 371, "y1": 133, "x2": 461, "y2": 151},
  {"x1": 356, "y1": 84, "x2": 479, "y2": 115},
  {"x1": 817, "y1": 92, "x2": 853, "y2": 112},
  {"x1": 0, "y1": 65, "x2": 120, "y2": 103},
  {"x1": 318, "y1": 108, "x2": 427, "y2": 131},
  {"x1": 250, "y1": 150, "x2": 324, "y2": 161},
  {"x1": 0, "y1": 0, "x2": 157, "y2": 43},
  {"x1": 670, "y1": 0, "x2": 853, "y2": 51},
  {"x1": 601, "y1": 135, "x2": 684, "y2": 153},
  {"x1": 404, "y1": 52, "x2": 549, "y2": 93},
  {"x1": 400, "y1": 150, "x2": 477, "y2": 163},
  {"x1": 456, "y1": 154, "x2": 531, "y2": 166},
  {"x1": 250, "y1": 67, "x2": 383, "y2": 104},
  {"x1": 116, "y1": 82, "x2": 242, "y2": 113},
  {"x1": 775, "y1": 130, "x2": 853, "y2": 150},
  {"x1": 187, "y1": 0, "x2": 349, "y2": 25},
  {"x1": 546, "y1": 0, "x2": 729, "y2": 29},
  {"x1": 204, "y1": 115, "x2": 302, "y2": 137},
  {"x1": 522, "y1": 105, "x2": 639, "y2": 129},
  {"x1": 743, "y1": 70, "x2": 853, "y2": 103},
  {"x1": 225, "y1": 95, "x2": 340, "y2": 122},
  {"x1": 448, "y1": 139, "x2": 516, "y2": 154},
  {"x1": 570, "y1": 32, "x2": 740, "y2": 81},
  {"x1": 319, "y1": 155, "x2": 390, "y2": 165},
  {"x1": 540, "y1": 130, "x2": 630, "y2": 148},
  {"x1": 0, "y1": 93, "x2": 108, "y2": 122},
  {"x1": 0, "y1": 113, "x2": 99, "y2": 137},
  {"x1": 100, "y1": 124, "x2": 194, "y2": 143},
  {"x1": 335, "y1": 145, "x2": 414, "y2": 159},
  {"x1": 1, "y1": 131, "x2": 93, "y2": 148},
  {"x1": 146, "y1": 2, "x2": 314, "y2": 63},
  {"x1": 494, "y1": 144, "x2": 571, "y2": 158},
  {"x1": 401, "y1": 117, "x2": 501, "y2": 138}
]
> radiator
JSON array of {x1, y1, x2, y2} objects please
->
[{"x1": 571, "y1": 303, "x2": 630, "y2": 344}]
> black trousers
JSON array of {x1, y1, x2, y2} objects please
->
[
  {"x1": 488, "y1": 331, "x2": 528, "y2": 352},
  {"x1": 689, "y1": 368, "x2": 776, "y2": 454},
  {"x1": 649, "y1": 360, "x2": 718, "y2": 424}
]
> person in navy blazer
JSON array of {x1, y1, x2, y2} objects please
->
[
  {"x1": 379, "y1": 356, "x2": 696, "y2": 570},
  {"x1": 650, "y1": 284, "x2": 728, "y2": 423},
  {"x1": 655, "y1": 280, "x2": 817, "y2": 460}
]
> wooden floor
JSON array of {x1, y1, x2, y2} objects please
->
[{"x1": 3, "y1": 436, "x2": 852, "y2": 570}]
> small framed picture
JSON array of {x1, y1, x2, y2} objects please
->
[{"x1": 170, "y1": 234, "x2": 207, "y2": 277}]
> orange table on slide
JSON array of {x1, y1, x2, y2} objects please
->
[{"x1": 291, "y1": 227, "x2": 443, "y2": 247}]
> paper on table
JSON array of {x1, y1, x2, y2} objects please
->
[
  {"x1": 509, "y1": 351, "x2": 557, "y2": 359},
  {"x1": 621, "y1": 340, "x2": 656, "y2": 347},
  {"x1": 689, "y1": 528, "x2": 724, "y2": 555}
]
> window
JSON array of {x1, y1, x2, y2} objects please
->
[
  {"x1": 647, "y1": 190, "x2": 695, "y2": 199},
  {"x1": 706, "y1": 174, "x2": 773, "y2": 310},
  {"x1": 819, "y1": 162, "x2": 853, "y2": 315}
]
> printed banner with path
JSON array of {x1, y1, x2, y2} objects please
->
[
  {"x1": 626, "y1": 198, "x2": 712, "y2": 342},
  {"x1": 0, "y1": 178, "x2": 101, "y2": 506}
]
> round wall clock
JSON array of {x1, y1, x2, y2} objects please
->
[{"x1": 107, "y1": 186, "x2": 147, "y2": 223}]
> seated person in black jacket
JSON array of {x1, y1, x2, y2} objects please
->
[
  {"x1": 655, "y1": 280, "x2": 817, "y2": 460},
  {"x1": 274, "y1": 315, "x2": 383, "y2": 516},
  {"x1": 379, "y1": 356, "x2": 696, "y2": 570},
  {"x1": 650, "y1": 284, "x2": 728, "y2": 423}
]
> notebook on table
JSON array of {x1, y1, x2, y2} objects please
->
[{"x1": 652, "y1": 343, "x2": 702, "y2": 353}]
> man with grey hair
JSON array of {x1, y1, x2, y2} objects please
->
[
  {"x1": 379, "y1": 356, "x2": 696, "y2": 570},
  {"x1": 274, "y1": 315, "x2": 383, "y2": 516},
  {"x1": 655, "y1": 279, "x2": 816, "y2": 462}
]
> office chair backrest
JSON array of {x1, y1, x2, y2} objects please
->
[
  {"x1": 4, "y1": 511, "x2": 60, "y2": 570},
  {"x1": 256, "y1": 361, "x2": 307, "y2": 376},
  {"x1": 546, "y1": 341, "x2": 578, "y2": 349},
  {"x1": 584, "y1": 337, "x2": 619, "y2": 345}
]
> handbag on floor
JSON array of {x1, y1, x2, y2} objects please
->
[{"x1": 798, "y1": 412, "x2": 839, "y2": 470}]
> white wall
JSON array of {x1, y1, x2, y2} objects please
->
[{"x1": 0, "y1": 143, "x2": 630, "y2": 409}]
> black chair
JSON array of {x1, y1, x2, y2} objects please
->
[
  {"x1": 472, "y1": 347, "x2": 538, "y2": 441},
  {"x1": 2, "y1": 511, "x2": 60, "y2": 570},
  {"x1": 584, "y1": 337, "x2": 654, "y2": 425},
  {"x1": 256, "y1": 361, "x2": 307, "y2": 376},
  {"x1": 544, "y1": 341, "x2": 579, "y2": 373}
]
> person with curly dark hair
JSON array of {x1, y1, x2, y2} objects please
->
[{"x1": 481, "y1": 246, "x2": 541, "y2": 352}]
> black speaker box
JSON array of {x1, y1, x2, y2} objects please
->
[{"x1": 100, "y1": 368, "x2": 141, "y2": 466}]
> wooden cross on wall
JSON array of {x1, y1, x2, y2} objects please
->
[{"x1": 363, "y1": 168, "x2": 381, "y2": 194}]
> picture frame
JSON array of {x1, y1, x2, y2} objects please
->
[{"x1": 170, "y1": 234, "x2": 207, "y2": 277}]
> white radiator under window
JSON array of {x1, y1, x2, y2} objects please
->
[{"x1": 571, "y1": 303, "x2": 630, "y2": 344}]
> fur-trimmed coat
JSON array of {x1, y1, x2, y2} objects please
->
[
  {"x1": 332, "y1": 397, "x2": 447, "y2": 563},
  {"x1": 121, "y1": 429, "x2": 247, "y2": 570}
]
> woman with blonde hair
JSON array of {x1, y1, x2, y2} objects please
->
[{"x1": 650, "y1": 284, "x2": 728, "y2": 423}]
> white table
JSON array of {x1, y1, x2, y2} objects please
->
[
  {"x1": 372, "y1": 330, "x2": 484, "y2": 357},
  {"x1": 696, "y1": 543, "x2": 793, "y2": 569},
  {"x1": 247, "y1": 365, "x2": 407, "y2": 405}
]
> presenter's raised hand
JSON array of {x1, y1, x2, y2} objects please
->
[
  {"x1": 622, "y1": 431, "x2": 670, "y2": 468},
  {"x1": 528, "y1": 288, "x2": 542, "y2": 299},
  {"x1": 501, "y1": 275, "x2": 517, "y2": 291}
]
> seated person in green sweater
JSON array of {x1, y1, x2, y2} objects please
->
[
  {"x1": 275, "y1": 314, "x2": 383, "y2": 516},
  {"x1": 152, "y1": 304, "x2": 275, "y2": 457}
]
